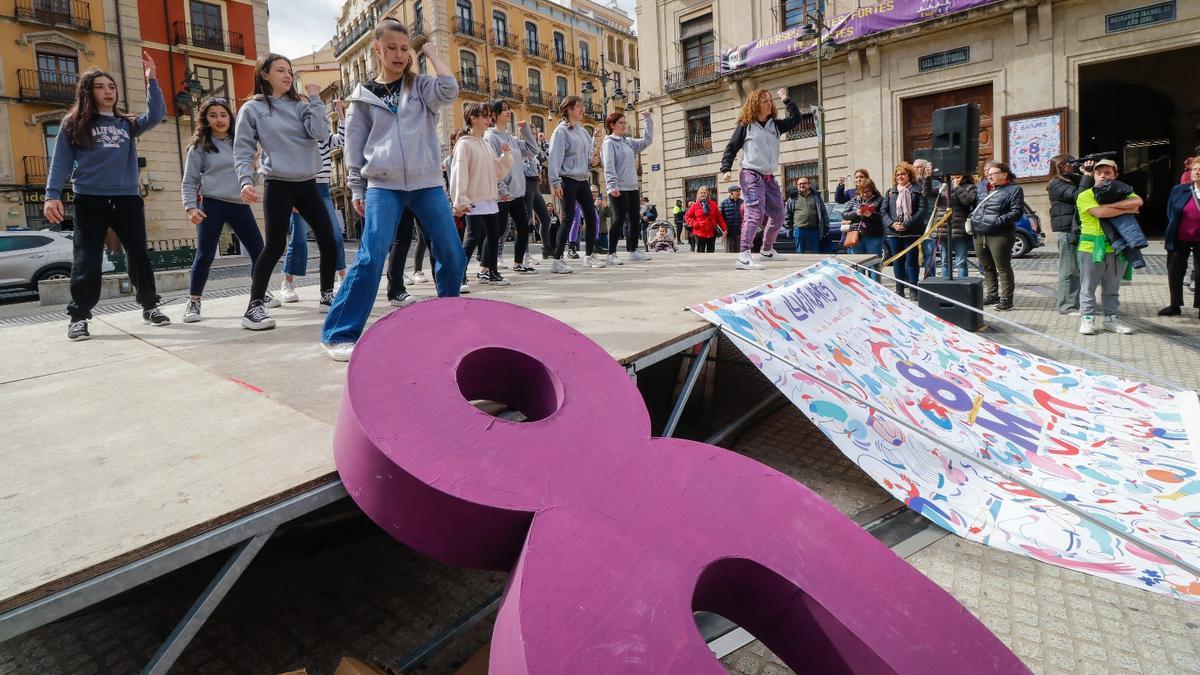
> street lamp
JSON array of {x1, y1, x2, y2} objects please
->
[
  {"x1": 611, "y1": 87, "x2": 626, "y2": 112},
  {"x1": 800, "y1": 8, "x2": 829, "y2": 195},
  {"x1": 174, "y1": 71, "x2": 207, "y2": 121}
]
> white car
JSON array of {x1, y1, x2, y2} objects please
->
[{"x1": 0, "y1": 230, "x2": 114, "y2": 293}]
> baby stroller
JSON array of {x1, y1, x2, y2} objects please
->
[{"x1": 643, "y1": 220, "x2": 679, "y2": 254}]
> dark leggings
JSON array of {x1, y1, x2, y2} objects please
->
[
  {"x1": 68, "y1": 195, "x2": 159, "y2": 321},
  {"x1": 501, "y1": 198, "x2": 532, "y2": 265},
  {"x1": 464, "y1": 212, "x2": 503, "y2": 271},
  {"x1": 387, "y1": 208, "x2": 437, "y2": 298},
  {"x1": 525, "y1": 177, "x2": 551, "y2": 248},
  {"x1": 608, "y1": 189, "x2": 640, "y2": 254},
  {"x1": 191, "y1": 198, "x2": 264, "y2": 296},
  {"x1": 1167, "y1": 241, "x2": 1200, "y2": 308},
  {"x1": 696, "y1": 236, "x2": 716, "y2": 253},
  {"x1": 253, "y1": 179, "x2": 338, "y2": 302},
  {"x1": 414, "y1": 229, "x2": 433, "y2": 272},
  {"x1": 555, "y1": 177, "x2": 598, "y2": 258}
]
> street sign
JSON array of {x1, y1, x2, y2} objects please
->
[
  {"x1": 651, "y1": 164, "x2": 661, "y2": 172},
  {"x1": 1105, "y1": 1, "x2": 1175, "y2": 33},
  {"x1": 918, "y1": 46, "x2": 971, "y2": 73}
]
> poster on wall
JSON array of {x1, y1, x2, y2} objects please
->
[{"x1": 1003, "y1": 108, "x2": 1067, "y2": 181}]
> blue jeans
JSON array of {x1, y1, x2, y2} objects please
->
[
  {"x1": 795, "y1": 227, "x2": 821, "y2": 253},
  {"x1": 190, "y1": 198, "x2": 264, "y2": 296},
  {"x1": 887, "y1": 236, "x2": 920, "y2": 293},
  {"x1": 322, "y1": 187, "x2": 466, "y2": 345},
  {"x1": 284, "y1": 182, "x2": 345, "y2": 275},
  {"x1": 851, "y1": 235, "x2": 884, "y2": 281}
]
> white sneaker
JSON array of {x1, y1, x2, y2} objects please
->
[
  {"x1": 182, "y1": 298, "x2": 202, "y2": 323},
  {"x1": 389, "y1": 292, "x2": 416, "y2": 308},
  {"x1": 524, "y1": 254, "x2": 540, "y2": 266},
  {"x1": 1078, "y1": 315, "x2": 1097, "y2": 335},
  {"x1": 628, "y1": 250, "x2": 651, "y2": 262},
  {"x1": 263, "y1": 291, "x2": 282, "y2": 309},
  {"x1": 759, "y1": 249, "x2": 787, "y2": 261},
  {"x1": 322, "y1": 342, "x2": 355, "y2": 362},
  {"x1": 403, "y1": 273, "x2": 414, "y2": 285},
  {"x1": 412, "y1": 271, "x2": 429, "y2": 284},
  {"x1": 459, "y1": 283, "x2": 471, "y2": 294},
  {"x1": 585, "y1": 255, "x2": 607, "y2": 269},
  {"x1": 736, "y1": 252, "x2": 764, "y2": 270},
  {"x1": 279, "y1": 281, "x2": 299, "y2": 303},
  {"x1": 552, "y1": 259, "x2": 574, "y2": 274},
  {"x1": 1103, "y1": 315, "x2": 1134, "y2": 335},
  {"x1": 606, "y1": 253, "x2": 623, "y2": 266}
]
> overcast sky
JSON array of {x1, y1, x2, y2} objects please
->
[{"x1": 268, "y1": 0, "x2": 638, "y2": 59}]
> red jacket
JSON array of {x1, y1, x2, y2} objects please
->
[{"x1": 685, "y1": 199, "x2": 727, "y2": 239}]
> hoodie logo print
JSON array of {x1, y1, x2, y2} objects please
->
[{"x1": 92, "y1": 124, "x2": 131, "y2": 149}]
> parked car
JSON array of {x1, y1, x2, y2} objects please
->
[
  {"x1": 0, "y1": 230, "x2": 114, "y2": 294},
  {"x1": 963, "y1": 200, "x2": 1045, "y2": 259},
  {"x1": 773, "y1": 202, "x2": 849, "y2": 254}
]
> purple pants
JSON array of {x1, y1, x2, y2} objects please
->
[{"x1": 740, "y1": 169, "x2": 785, "y2": 252}]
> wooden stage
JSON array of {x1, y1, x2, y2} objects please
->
[{"x1": 0, "y1": 252, "x2": 862, "y2": 628}]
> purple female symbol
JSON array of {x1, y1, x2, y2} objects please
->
[{"x1": 334, "y1": 299, "x2": 1027, "y2": 673}]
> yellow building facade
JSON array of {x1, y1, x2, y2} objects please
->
[{"x1": 0, "y1": 0, "x2": 120, "y2": 230}]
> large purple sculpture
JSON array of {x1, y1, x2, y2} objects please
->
[{"x1": 334, "y1": 298, "x2": 1027, "y2": 673}]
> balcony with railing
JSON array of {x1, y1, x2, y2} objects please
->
[
  {"x1": 454, "y1": 17, "x2": 485, "y2": 41},
  {"x1": 552, "y1": 49, "x2": 575, "y2": 69},
  {"x1": 17, "y1": 69, "x2": 78, "y2": 104},
  {"x1": 172, "y1": 21, "x2": 246, "y2": 56},
  {"x1": 665, "y1": 56, "x2": 720, "y2": 93},
  {"x1": 410, "y1": 18, "x2": 427, "y2": 40},
  {"x1": 583, "y1": 101, "x2": 603, "y2": 120},
  {"x1": 457, "y1": 71, "x2": 490, "y2": 97},
  {"x1": 15, "y1": 0, "x2": 91, "y2": 31},
  {"x1": 493, "y1": 80, "x2": 524, "y2": 103},
  {"x1": 580, "y1": 59, "x2": 598, "y2": 76},
  {"x1": 783, "y1": 112, "x2": 819, "y2": 141},
  {"x1": 524, "y1": 41, "x2": 548, "y2": 61},
  {"x1": 526, "y1": 88, "x2": 552, "y2": 110},
  {"x1": 490, "y1": 29, "x2": 520, "y2": 52},
  {"x1": 685, "y1": 134, "x2": 712, "y2": 157},
  {"x1": 334, "y1": 18, "x2": 373, "y2": 56},
  {"x1": 23, "y1": 156, "x2": 50, "y2": 186}
]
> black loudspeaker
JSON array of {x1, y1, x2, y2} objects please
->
[
  {"x1": 917, "y1": 277, "x2": 984, "y2": 332},
  {"x1": 930, "y1": 104, "x2": 980, "y2": 176}
]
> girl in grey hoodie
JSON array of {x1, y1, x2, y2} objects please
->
[
  {"x1": 601, "y1": 109, "x2": 654, "y2": 264},
  {"x1": 234, "y1": 53, "x2": 341, "y2": 331},
  {"x1": 547, "y1": 96, "x2": 605, "y2": 273},
  {"x1": 485, "y1": 100, "x2": 541, "y2": 273},
  {"x1": 320, "y1": 19, "x2": 465, "y2": 361}
]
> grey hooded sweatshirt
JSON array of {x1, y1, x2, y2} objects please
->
[
  {"x1": 548, "y1": 121, "x2": 595, "y2": 188},
  {"x1": 181, "y1": 135, "x2": 242, "y2": 209},
  {"x1": 344, "y1": 74, "x2": 458, "y2": 201},
  {"x1": 485, "y1": 123, "x2": 540, "y2": 200},
  {"x1": 601, "y1": 116, "x2": 654, "y2": 193},
  {"x1": 234, "y1": 94, "x2": 329, "y2": 186}
]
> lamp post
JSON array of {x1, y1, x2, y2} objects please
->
[
  {"x1": 581, "y1": 80, "x2": 596, "y2": 119},
  {"x1": 801, "y1": 7, "x2": 828, "y2": 195},
  {"x1": 174, "y1": 71, "x2": 206, "y2": 126}
]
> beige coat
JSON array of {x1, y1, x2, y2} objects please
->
[{"x1": 449, "y1": 134, "x2": 513, "y2": 212}]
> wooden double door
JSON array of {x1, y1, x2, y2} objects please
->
[{"x1": 902, "y1": 83, "x2": 993, "y2": 177}]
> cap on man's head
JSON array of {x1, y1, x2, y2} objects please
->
[
  {"x1": 1094, "y1": 159, "x2": 1119, "y2": 172},
  {"x1": 728, "y1": 186, "x2": 741, "y2": 193}
]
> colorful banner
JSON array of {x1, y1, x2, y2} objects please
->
[
  {"x1": 692, "y1": 258, "x2": 1200, "y2": 603},
  {"x1": 721, "y1": 0, "x2": 1003, "y2": 73}
]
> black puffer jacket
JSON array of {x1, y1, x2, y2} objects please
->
[
  {"x1": 1047, "y1": 173, "x2": 1094, "y2": 235},
  {"x1": 970, "y1": 183, "x2": 1024, "y2": 236},
  {"x1": 936, "y1": 182, "x2": 977, "y2": 240},
  {"x1": 881, "y1": 186, "x2": 927, "y2": 239},
  {"x1": 842, "y1": 192, "x2": 885, "y2": 238}
]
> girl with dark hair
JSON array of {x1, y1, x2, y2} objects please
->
[
  {"x1": 44, "y1": 52, "x2": 169, "y2": 341},
  {"x1": 320, "y1": 21, "x2": 463, "y2": 361},
  {"x1": 452, "y1": 104, "x2": 514, "y2": 287},
  {"x1": 485, "y1": 99, "x2": 540, "y2": 274},
  {"x1": 1046, "y1": 154, "x2": 1093, "y2": 315},
  {"x1": 970, "y1": 160, "x2": 1025, "y2": 311},
  {"x1": 235, "y1": 52, "x2": 340, "y2": 330},
  {"x1": 719, "y1": 87, "x2": 804, "y2": 269},
  {"x1": 180, "y1": 97, "x2": 268, "y2": 322},
  {"x1": 547, "y1": 95, "x2": 605, "y2": 273},
  {"x1": 601, "y1": 109, "x2": 654, "y2": 264},
  {"x1": 937, "y1": 173, "x2": 977, "y2": 279}
]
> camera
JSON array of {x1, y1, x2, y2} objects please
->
[{"x1": 1067, "y1": 151, "x2": 1118, "y2": 168}]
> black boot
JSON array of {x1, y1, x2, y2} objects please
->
[{"x1": 983, "y1": 295, "x2": 999, "y2": 305}]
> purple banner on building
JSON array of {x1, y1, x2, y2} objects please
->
[{"x1": 720, "y1": 0, "x2": 1003, "y2": 73}]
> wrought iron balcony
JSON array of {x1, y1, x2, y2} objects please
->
[
  {"x1": 334, "y1": 18, "x2": 372, "y2": 56},
  {"x1": 783, "y1": 112, "x2": 819, "y2": 141},
  {"x1": 410, "y1": 18, "x2": 427, "y2": 40},
  {"x1": 15, "y1": 0, "x2": 91, "y2": 31},
  {"x1": 454, "y1": 17, "x2": 485, "y2": 41},
  {"x1": 583, "y1": 101, "x2": 603, "y2": 119},
  {"x1": 173, "y1": 21, "x2": 246, "y2": 56},
  {"x1": 552, "y1": 49, "x2": 575, "y2": 69},
  {"x1": 23, "y1": 156, "x2": 50, "y2": 186},
  {"x1": 457, "y1": 72, "x2": 490, "y2": 97},
  {"x1": 526, "y1": 88, "x2": 553, "y2": 109},
  {"x1": 524, "y1": 42, "x2": 548, "y2": 61},
  {"x1": 490, "y1": 29, "x2": 520, "y2": 52},
  {"x1": 18, "y1": 69, "x2": 78, "y2": 104},
  {"x1": 493, "y1": 80, "x2": 524, "y2": 103},
  {"x1": 685, "y1": 134, "x2": 712, "y2": 157},
  {"x1": 580, "y1": 59, "x2": 598, "y2": 76},
  {"x1": 665, "y1": 56, "x2": 720, "y2": 93}
]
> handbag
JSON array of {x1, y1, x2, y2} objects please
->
[
  {"x1": 843, "y1": 229, "x2": 861, "y2": 248},
  {"x1": 965, "y1": 188, "x2": 998, "y2": 235}
]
